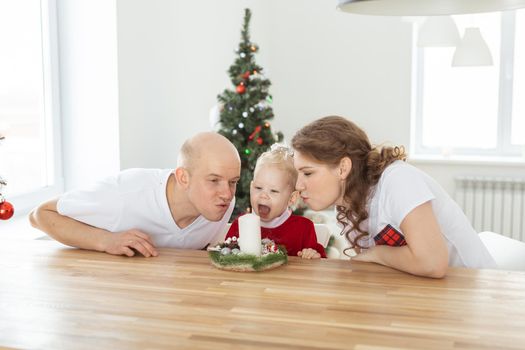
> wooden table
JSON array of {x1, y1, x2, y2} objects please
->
[{"x1": 1, "y1": 240, "x2": 524, "y2": 349}]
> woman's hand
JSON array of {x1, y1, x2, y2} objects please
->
[
  {"x1": 351, "y1": 248, "x2": 376, "y2": 263},
  {"x1": 297, "y1": 248, "x2": 321, "y2": 259},
  {"x1": 352, "y1": 202, "x2": 449, "y2": 278}
]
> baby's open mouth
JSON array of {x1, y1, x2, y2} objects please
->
[{"x1": 257, "y1": 204, "x2": 271, "y2": 218}]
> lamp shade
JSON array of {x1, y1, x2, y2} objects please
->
[
  {"x1": 417, "y1": 16, "x2": 460, "y2": 47},
  {"x1": 337, "y1": 0, "x2": 525, "y2": 16},
  {"x1": 452, "y1": 27, "x2": 493, "y2": 66}
]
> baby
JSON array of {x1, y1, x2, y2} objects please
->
[{"x1": 226, "y1": 145, "x2": 326, "y2": 259}]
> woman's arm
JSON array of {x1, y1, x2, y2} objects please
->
[{"x1": 352, "y1": 201, "x2": 449, "y2": 278}]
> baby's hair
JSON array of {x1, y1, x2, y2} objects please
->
[{"x1": 254, "y1": 144, "x2": 297, "y2": 189}]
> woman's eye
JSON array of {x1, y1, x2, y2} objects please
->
[
  {"x1": 303, "y1": 172, "x2": 312, "y2": 177},
  {"x1": 255, "y1": 186, "x2": 262, "y2": 190},
  {"x1": 271, "y1": 190, "x2": 279, "y2": 194}
]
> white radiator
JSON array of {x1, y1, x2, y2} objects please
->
[{"x1": 455, "y1": 177, "x2": 525, "y2": 242}]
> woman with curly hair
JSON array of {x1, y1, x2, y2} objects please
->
[{"x1": 292, "y1": 116, "x2": 496, "y2": 278}]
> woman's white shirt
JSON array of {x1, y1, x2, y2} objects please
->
[{"x1": 356, "y1": 161, "x2": 496, "y2": 268}]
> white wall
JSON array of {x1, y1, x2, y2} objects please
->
[
  {"x1": 263, "y1": 2, "x2": 412, "y2": 147},
  {"x1": 117, "y1": 0, "x2": 412, "y2": 169},
  {"x1": 57, "y1": 0, "x2": 120, "y2": 190},
  {"x1": 115, "y1": 0, "x2": 524, "y2": 196},
  {"x1": 412, "y1": 160, "x2": 525, "y2": 195},
  {"x1": 117, "y1": 0, "x2": 270, "y2": 168}
]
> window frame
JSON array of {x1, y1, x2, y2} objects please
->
[
  {"x1": 411, "y1": 11, "x2": 524, "y2": 160},
  {"x1": 8, "y1": 0, "x2": 63, "y2": 216}
]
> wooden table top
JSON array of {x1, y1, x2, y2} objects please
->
[{"x1": 1, "y1": 240, "x2": 524, "y2": 350}]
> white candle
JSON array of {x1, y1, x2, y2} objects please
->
[{"x1": 238, "y1": 213, "x2": 262, "y2": 256}]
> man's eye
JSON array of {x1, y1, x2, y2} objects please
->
[
  {"x1": 303, "y1": 172, "x2": 312, "y2": 177},
  {"x1": 271, "y1": 190, "x2": 279, "y2": 194},
  {"x1": 255, "y1": 186, "x2": 262, "y2": 190},
  {"x1": 210, "y1": 179, "x2": 219, "y2": 183}
]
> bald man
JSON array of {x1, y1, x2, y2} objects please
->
[{"x1": 29, "y1": 132, "x2": 241, "y2": 257}]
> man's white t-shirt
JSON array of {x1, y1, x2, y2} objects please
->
[
  {"x1": 347, "y1": 161, "x2": 496, "y2": 269},
  {"x1": 57, "y1": 168, "x2": 234, "y2": 249}
]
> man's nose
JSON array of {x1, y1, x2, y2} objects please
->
[{"x1": 219, "y1": 182, "x2": 234, "y2": 201}]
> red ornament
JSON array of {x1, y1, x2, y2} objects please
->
[
  {"x1": 248, "y1": 125, "x2": 262, "y2": 140},
  {"x1": 256, "y1": 137, "x2": 263, "y2": 145},
  {"x1": 0, "y1": 201, "x2": 14, "y2": 220},
  {"x1": 236, "y1": 84, "x2": 246, "y2": 94},
  {"x1": 242, "y1": 71, "x2": 250, "y2": 79}
]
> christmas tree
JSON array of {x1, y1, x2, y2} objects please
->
[{"x1": 217, "y1": 8, "x2": 283, "y2": 218}]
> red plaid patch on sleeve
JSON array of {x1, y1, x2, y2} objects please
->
[{"x1": 374, "y1": 224, "x2": 407, "y2": 246}]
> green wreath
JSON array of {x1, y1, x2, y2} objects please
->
[{"x1": 208, "y1": 243, "x2": 287, "y2": 272}]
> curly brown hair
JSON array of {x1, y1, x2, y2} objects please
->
[{"x1": 291, "y1": 116, "x2": 406, "y2": 255}]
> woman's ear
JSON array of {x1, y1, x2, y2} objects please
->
[
  {"x1": 339, "y1": 157, "x2": 352, "y2": 180},
  {"x1": 175, "y1": 167, "x2": 190, "y2": 188}
]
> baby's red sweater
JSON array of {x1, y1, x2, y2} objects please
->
[{"x1": 226, "y1": 214, "x2": 326, "y2": 258}]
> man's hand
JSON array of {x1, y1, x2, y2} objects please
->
[
  {"x1": 30, "y1": 199, "x2": 160, "y2": 258},
  {"x1": 297, "y1": 248, "x2": 321, "y2": 259},
  {"x1": 101, "y1": 229, "x2": 158, "y2": 257}
]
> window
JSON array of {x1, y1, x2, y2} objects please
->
[
  {"x1": 512, "y1": 10, "x2": 525, "y2": 146},
  {"x1": 412, "y1": 10, "x2": 525, "y2": 159},
  {"x1": 0, "y1": 0, "x2": 62, "y2": 215}
]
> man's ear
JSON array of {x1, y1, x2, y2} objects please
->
[
  {"x1": 339, "y1": 157, "x2": 352, "y2": 180},
  {"x1": 174, "y1": 167, "x2": 190, "y2": 188}
]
